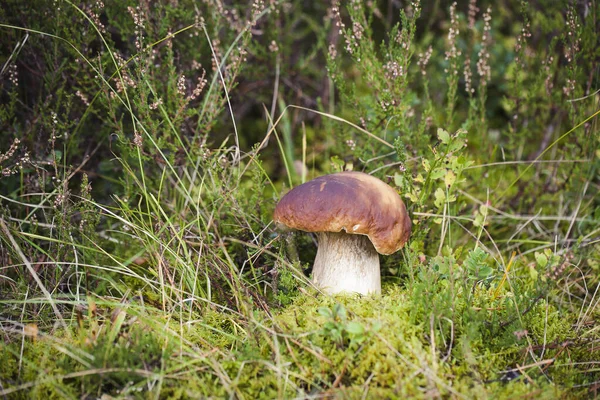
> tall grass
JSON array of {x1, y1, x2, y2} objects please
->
[{"x1": 1, "y1": 0, "x2": 599, "y2": 398}]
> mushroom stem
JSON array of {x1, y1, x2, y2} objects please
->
[{"x1": 312, "y1": 232, "x2": 381, "y2": 295}]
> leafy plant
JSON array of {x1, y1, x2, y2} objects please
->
[{"x1": 318, "y1": 303, "x2": 379, "y2": 349}]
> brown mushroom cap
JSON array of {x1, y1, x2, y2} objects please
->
[{"x1": 273, "y1": 171, "x2": 411, "y2": 254}]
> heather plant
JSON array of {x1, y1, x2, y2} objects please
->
[{"x1": 1, "y1": 0, "x2": 599, "y2": 398}]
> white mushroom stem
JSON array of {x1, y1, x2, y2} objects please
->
[{"x1": 312, "y1": 232, "x2": 381, "y2": 295}]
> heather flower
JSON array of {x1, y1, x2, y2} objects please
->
[
  {"x1": 445, "y1": 2, "x2": 461, "y2": 73},
  {"x1": 417, "y1": 46, "x2": 432, "y2": 76},
  {"x1": 476, "y1": 8, "x2": 492, "y2": 86},
  {"x1": 468, "y1": 0, "x2": 479, "y2": 29}
]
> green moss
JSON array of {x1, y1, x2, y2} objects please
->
[
  {"x1": 1, "y1": 0, "x2": 599, "y2": 398},
  {"x1": 2, "y1": 280, "x2": 595, "y2": 398}
]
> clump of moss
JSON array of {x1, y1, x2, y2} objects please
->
[
  {"x1": 238, "y1": 281, "x2": 583, "y2": 398},
  {"x1": 0, "y1": 303, "x2": 178, "y2": 399},
  {"x1": 1, "y1": 0, "x2": 599, "y2": 398},
  {"x1": 1, "y1": 279, "x2": 595, "y2": 398}
]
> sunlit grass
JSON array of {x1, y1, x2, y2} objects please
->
[{"x1": 1, "y1": 0, "x2": 599, "y2": 398}]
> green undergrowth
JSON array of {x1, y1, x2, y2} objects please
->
[
  {"x1": 1, "y1": 0, "x2": 600, "y2": 398},
  {"x1": 0, "y1": 281, "x2": 591, "y2": 398}
]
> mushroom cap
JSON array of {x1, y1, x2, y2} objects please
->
[{"x1": 273, "y1": 171, "x2": 411, "y2": 255}]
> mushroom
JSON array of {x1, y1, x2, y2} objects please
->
[{"x1": 273, "y1": 171, "x2": 411, "y2": 295}]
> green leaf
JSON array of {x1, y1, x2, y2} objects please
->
[
  {"x1": 330, "y1": 329, "x2": 343, "y2": 343},
  {"x1": 430, "y1": 168, "x2": 446, "y2": 180},
  {"x1": 535, "y1": 252, "x2": 548, "y2": 268},
  {"x1": 333, "y1": 303, "x2": 346, "y2": 320},
  {"x1": 371, "y1": 321, "x2": 383, "y2": 332},
  {"x1": 529, "y1": 265, "x2": 539, "y2": 281},
  {"x1": 422, "y1": 158, "x2": 431, "y2": 172},
  {"x1": 330, "y1": 156, "x2": 345, "y2": 172},
  {"x1": 394, "y1": 173, "x2": 404, "y2": 187},
  {"x1": 449, "y1": 139, "x2": 466, "y2": 153},
  {"x1": 108, "y1": 309, "x2": 126, "y2": 343},
  {"x1": 345, "y1": 321, "x2": 365, "y2": 336},
  {"x1": 478, "y1": 265, "x2": 494, "y2": 278},
  {"x1": 473, "y1": 213, "x2": 485, "y2": 228},
  {"x1": 444, "y1": 170, "x2": 456, "y2": 187},
  {"x1": 406, "y1": 192, "x2": 419, "y2": 202},
  {"x1": 464, "y1": 248, "x2": 492, "y2": 279},
  {"x1": 434, "y1": 187, "x2": 445, "y2": 208},
  {"x1": 437, "y1": 128, "x2": 450, "y2": 144},
  {"x1": 479, "y1": 204, "x2": 489, "y2": 217},
  {"x1": 318, "y1": 307, "x2": 333, "y2": 318}
]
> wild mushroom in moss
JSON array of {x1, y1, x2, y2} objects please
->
[{"x1": 273, "y1": 171, "x2": 411, "y2": 295}]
